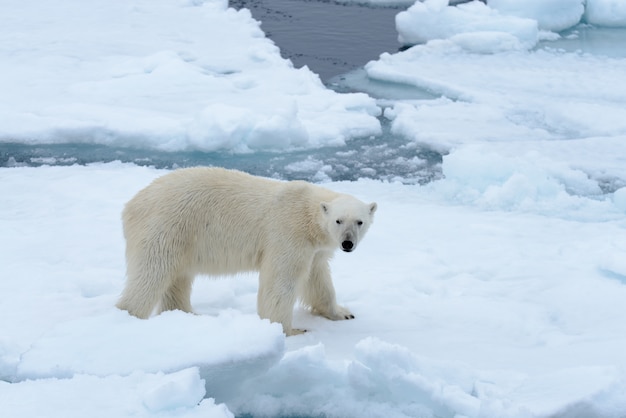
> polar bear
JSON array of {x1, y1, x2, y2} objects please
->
[{"x1": 116, "y1": 167, "x2": 377, "y2": 335}]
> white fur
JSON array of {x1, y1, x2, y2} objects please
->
[{"x1": 117, "y1": 167, "x2": 377, "y2": 335}]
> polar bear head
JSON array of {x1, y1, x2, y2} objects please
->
[{"x1": 321, "y1": 195, "x2": 377, "y2": 253}]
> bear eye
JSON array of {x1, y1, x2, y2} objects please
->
[
  {"x1": 336, "y1": 219, "x2": 343, "y2": 225},
  {"x1": 357, "y1": 220, "x2": 363, "y2": 226}
]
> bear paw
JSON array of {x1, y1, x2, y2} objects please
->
[
  {"x1": 313, "y1": 305, "x2": 355, "y2": 321},
  {"x1": 288, "y1": 328, "x2": 308, "y2": 336}
]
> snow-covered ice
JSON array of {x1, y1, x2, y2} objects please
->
[
  {"x1": 2, "y1": 0, "x2": 626, "y2": 417},
  {"x1": 0, "y1": 367, "x2": 234, "y2": 418},
  {"x1": 2, "y1": 162, "x2": 626, "y2": 417},
  {"x1": 0, "y1": 0, "x2": 380, "y2": 153},
  {"x1": 15, "y1": 310, "x2": 284, "y2": 386}
]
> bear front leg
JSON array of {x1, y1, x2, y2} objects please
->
[
  {"x1": 257, "y1": 266, "x2": 304, "y2": 336},
  {"x1": 301, "y1": 251, "x2": 354, "y2": 321}
]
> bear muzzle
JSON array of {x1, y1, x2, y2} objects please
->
[{"x1": 341, "y1": 240, "x2": 354, "y2": 252}]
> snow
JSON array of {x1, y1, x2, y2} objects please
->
[{"x1": 3, "y1": 0, "x2": 626, "y2": 417}]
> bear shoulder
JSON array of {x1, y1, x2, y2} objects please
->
[
  {"x1": 266, "y1": 181, "x2": 338, "y2": 245},
  {"x1": 277, "y1": 181, "x2": 340, "y2": 210}
]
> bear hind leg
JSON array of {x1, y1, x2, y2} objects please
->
[
  {"x1": 159, "y1": 275, "x2": 194, "y2": 314},
  {"x1": 116, "y1": 271, "x2": 165, "y2": 319}
]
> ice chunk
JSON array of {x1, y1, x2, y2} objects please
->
[
  {"x1": 489, "y1": 0, "x2": 584, "y2": 32},
  {"x1": 15, "y1": 310, "x2": 285, "y2": 399},
  {"x1": 140, "y1": 368, "x2": 206, "y2": 412},
  {"x1": 395, "y1": 0, "x2": 538, "y2": 50},
  {"x1": 230, "y1": 339, "x2": 529, "y2": 417},
  {"x1": 0, "y1": 370, "x2": 233, "y2": 418},
  {"x1": 0, "y1": 342, "x2": 18, "y2": 383},
  {"x1": 585, "y1": 0, "x2": 626, "y2": 27},
  {"x1": 613, "y1": 187, "x2": 626, "y2": 211},
  {"x1": 350, "y1": 337, "x2": 481, "y2": 417},
  {"x1": 447, "y1": 31, "x2": 528, "y2": 54}
]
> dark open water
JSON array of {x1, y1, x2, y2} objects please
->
[
  {"x1": 0, "y1": 118, "x2": 442, "y2": 184},
  {"x1": 231, "y1": 0, "x2": 404, "y2": 81}
]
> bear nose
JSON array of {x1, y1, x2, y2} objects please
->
[{"x1": 341, "y1": 240, "x2": 354, "y2": 252}]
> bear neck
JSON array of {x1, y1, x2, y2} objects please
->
[{"x1": 309, "y1": 190, "x2": 339, "y2": 250}]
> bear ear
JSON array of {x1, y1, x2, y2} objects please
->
[
  {"x1": 321, "y1": 202, "x2": 330, "y2": 214},
  {"x1": 369, "y1": 202, "x2": 377, "y2": 215}
]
